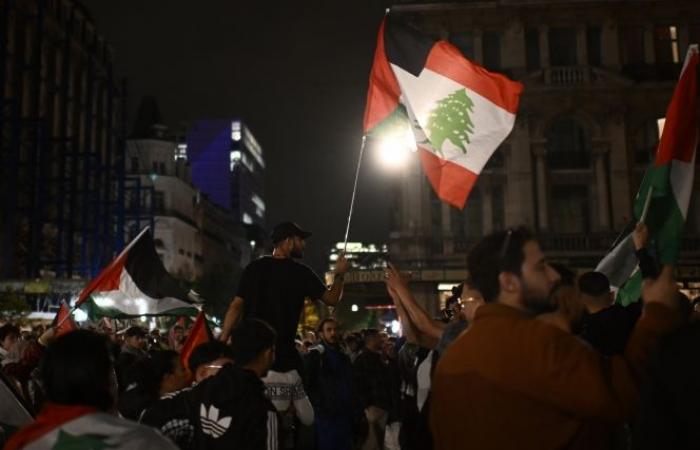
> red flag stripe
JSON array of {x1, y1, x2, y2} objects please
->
[
  {"x1": 363, "y1": 18, "x2": 402, "y2": 133},
  {"x1": 76, "y1": 255, "x2": 126, "y2": 305},
  {"x1": 654, "y1": 49, "x2": 699, "y2": 167},
  {"x1": 424, "y1": 41, "x2": 523, "y2": 114},
  {"x1": 54, "y1": 302, "x2": 78, "y2": 337},
  {"x1": 180, "y1": 311, "x2": 210, "y2": 372},
  {"x1": 418, "y1": 148, "x2": 479, "y2": 209}
]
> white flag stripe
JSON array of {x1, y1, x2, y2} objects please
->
[
  {"x1": 671, "y1": 151, "x2": 697, "y2": 220},
  {"x1": 89, "y1": 269, "x2": 195, "y2": 315},
  {"x1": 391, "y1": 63, "x2": 516, "y2": 173}
]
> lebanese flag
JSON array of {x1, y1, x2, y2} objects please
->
[
  {"x1": 364, "y1": 16, "x2": 523, "y2": 208},
  {"x1": 596, "y1": 45, "x2": 699, "y2": 306},
  {"x1": 76, "y1": 228, "x2": 197, "y2": 318},
  {"x1": 180, "y1": 311, "x2": 211, "y2": 373},
  {"x1": 52, "y1": 301, "x2": 78, "y2": 337}
]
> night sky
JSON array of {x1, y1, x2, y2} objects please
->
[{"x1": 86, "y1": 1, "x2": 394, "y2": 271}]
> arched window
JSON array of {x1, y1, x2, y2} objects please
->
[{"x1": 546, "y1": 116, "x2": 591, "y2": 169}]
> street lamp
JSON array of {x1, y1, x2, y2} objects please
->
[{"x1": 375, "y1": 126, "x2": 417, "y2": 170}]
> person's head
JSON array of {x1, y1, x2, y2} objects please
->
[
  {"x1": 171, "y1": 325, "x2": 184, "y2": 342},
  {"x1": 230, "y1": 319, "x2": 276, "y2": 377},
  {"x1": 271, "y1": 222, "x2": 312, "y2": 258},
  {"x1": 188, "y1": 341, "x2": 235, "y2": 383},
  {"x1": 0, "y1": 324, "x2": 19, "y2": 352},
  {"x1": 363, "y1": 328, "x2": 382, "y2": 353},
  {"x1": 444, "y1": 283, "x2": 464, "y2": 321},
  {"x1": 317, "y1": 318, "x2": 339, "y2": 346},
  {"x1": 578, "y1": 271, "x2": 613, "y2": 313},
  {"x1": 467, "y1": 227, "x2": 561, "y2": 314},
  {"x1": 150, "y1": 350, "x2": 188, "y2": 396},
  {"x1": 41, "y1": 330, "x2": 116, "y2": 411},
  {"x1": 124, "y1": 326, "x2": 147, "y2": 350},
  {"x1": 459, "y1": 280, "x2": 485, "y2": 322},
  {"x1": 692, "y1": 296, "x2": 700, "y2": 322}
]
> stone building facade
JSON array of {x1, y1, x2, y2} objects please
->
[{"x1": 388, "y1": 0, "x2": 700, "y2": 312}]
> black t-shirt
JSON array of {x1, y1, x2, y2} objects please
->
[{"x1": 237, "y1": 256, "x2": 326, "y2": 371}]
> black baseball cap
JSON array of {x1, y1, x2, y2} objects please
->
[{"x1": 271, "y1": 221, "x2": 312, "y2": 244}]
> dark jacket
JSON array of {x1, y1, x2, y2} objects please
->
[
  {"x1": 306, "y1": 342, "x2": 354, "y2": 418},
  {"x1": 352, "y1": 349, "x2": 398, "y2": 413},
  {"x1": 142, "y1": 364, "x2": 278, "y2": 450}
]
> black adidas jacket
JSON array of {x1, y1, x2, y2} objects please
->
[{"x1": 141, "y1": 365, "x2": 278, "y2": 450}]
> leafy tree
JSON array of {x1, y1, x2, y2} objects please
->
[{"x1": 426, "y1": 88, "x2": 475, "y2": 157}]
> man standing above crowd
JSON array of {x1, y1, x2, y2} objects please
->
[
  {"x1": 220, "y1": 221, "x2": 350, "y2": 374},
  {"x1": 431, "y1": 227, "x2": 682, "y2": 450},
  {"x1": 306, "y1": 318, "x2": 357, "y2": 450}
]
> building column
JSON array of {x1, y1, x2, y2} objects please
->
[
  {"x1": 532, "y1": 142, "x2": 549, "y2": 230},
  {"x1": 601, "y1": 19, "x2": 620, "y2": 69},
  {"x1": 474, "y1": 28, "x2": 484, "y2": 65},
  {"x1": 538, "y1": 25, "x2": 549, "y2": 69},
  {"x1": 593, "y1": 142, "x2": 611, "y2": 230},
  {"x1": 441, "y1": 202, "x2": 453, "y2": 255},
  {"x1": 482, "y1": 182, "x2": 493, "y2": 235}
]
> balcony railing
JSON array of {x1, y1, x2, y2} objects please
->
[{"x1": 545, "y1": 66, "x2": 591, "y2": 86}]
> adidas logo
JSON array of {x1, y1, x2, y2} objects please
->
[{"x1": 200, "y1": 404, "x2": 232, "y2": 438}]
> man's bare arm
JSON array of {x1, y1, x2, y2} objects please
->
[
  {"x1": 320, "y1": 253, "x2": 350, "y2": 306},
  {"x1": 219, "y1": 296, "x2": 244, "y2": 342}
]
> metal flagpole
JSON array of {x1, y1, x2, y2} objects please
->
[{"x1": 343, "y1": 135, "x2": 367, "y2": 252}]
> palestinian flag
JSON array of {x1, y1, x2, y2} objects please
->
[
  {"x1": 364, "y1": 15, "x2": 523, "y2": 208},
  {"x1": 52, "y1": 301, "x2": 78, "y2": 338},
  {"x1": 596, "y1": 45, "x2": 699, "y2": 306},
  {"x1": 0, "y1": 370, "x2": 33, "y2": 447},
  {"x1": 77, "y1": 228, "x2": 198, "y2": 318},
  {"x1": 180, "y1": 311, "x2": 211, "y2": 373}
]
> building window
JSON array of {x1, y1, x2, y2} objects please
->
[
  {"x1": 130, "y1": 157, "x2": 139, "y2": 173},
  {"x1": 152, "y1": 161, "x2": 158, "y2": 173},
  {"x1": 525, "y1": 28, "x2": 540, "y2": 70},
  {"x1": 620, "y1": 26, "x2": 646, "y2": 65},
  {"x1": 546, "y1": 116, "x2": 591, "y2": 169},
  {"x1": 492, "y1": 186, "x2": 505, "y2": 231},
  {"x1": 586, "y1": 26, "x2": 602, "y2": 67},
  {"x1": 450, "y1": 31, "x2": 475, "y2": 59},
  {"x1": 690, "y1": 24, "x2": 700, "y2": 55},
  {"x1": 430, "y1": 190, "x2": 443, "y2": 238},
  {"x1": 549, "y1": 27, "x2": 577, "y2": 66},
  {"x1": 159, "y1": 162, "x2": 166, "y2": 174},
  {"x1": 550, "y1": 185, "x2": 590, "y2": 233},
  {"x1": 482, "y1": 32, "x2": 501, "y2": 70},
  {"x1": 654, "y1": 25, "x2": 680, "y2": 64},
  {"x1": 632, "y1": 120, "x2": 659, "y2": 165}
]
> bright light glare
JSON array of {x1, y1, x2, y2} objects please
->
[
  {"x1": 73, "y1": 309, "x2": 88, "y2": 322},
  {"x1": 351, "y1": 304, "x2": 359, "y2": 312},
  {"x1": 391, "y1": 320, "x2": 401, "y2": 335},
  {"x1": 376, "y1": 127, "x2": 416, "y2": 169}
]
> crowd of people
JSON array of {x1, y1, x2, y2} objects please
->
[{"x1": 1, "y1": 220, "x2": 700, "y2": 450}]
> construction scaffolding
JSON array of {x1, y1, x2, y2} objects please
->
[{"x1": 0, "y1": 0, "x2": 137, "y2": 281}]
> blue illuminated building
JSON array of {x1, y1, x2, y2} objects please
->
[{"x1": 186, "y1": 119, "x2": 266, "y2": 228}]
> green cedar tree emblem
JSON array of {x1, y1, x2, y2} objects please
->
[{"x1": 426, "y1": 88, "x2": 475, "y2": 157}]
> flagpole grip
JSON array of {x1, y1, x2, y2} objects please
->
[{"x1": 343, "y1": 136, "x2": 367, "y2": 253}]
